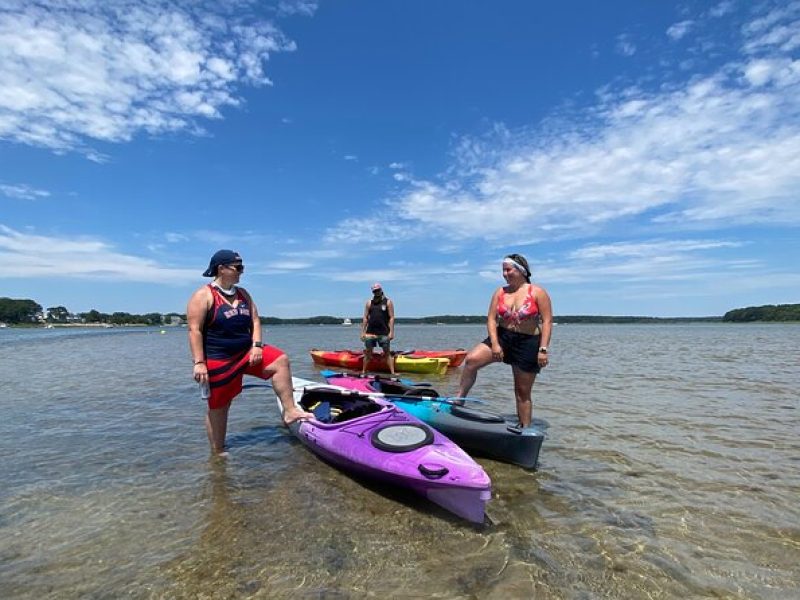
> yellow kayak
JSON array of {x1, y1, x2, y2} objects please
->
[{"x1": 310, "y1": 349, "x2": 450, "y2": 375}]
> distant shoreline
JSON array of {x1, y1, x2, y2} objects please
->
[
  {"x1": 6, "y1": 319, "x2": 800, "y2": 329},
  {"x1": 3, "y1": 301, "x2": 797, "y2": 327}
]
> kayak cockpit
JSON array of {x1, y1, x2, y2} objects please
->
[
  {"x1": 371, "y1": 377, "x2": 439, "y2": 398},
  {"x1": 300, "y1": 388, "x2": 383, "y2": 423}
]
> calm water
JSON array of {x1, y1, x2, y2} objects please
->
[{"x1": 0, "y1": 323, "x2": 798, "y2": 599}]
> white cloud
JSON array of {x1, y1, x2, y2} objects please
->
[
  {"x1": 323, "y1": 216, "x2": 419, "y2": 246},
  {"x1": 615, "y1": 34, "x2": 637, "y2": 56},
  {"x1": 667, "y1": 20, "x2": 694, "y2": 41},
  {"x1": 325, "y1": 263, "x2": 473, "y2": 285},
  {"x1": 164, "y1": 232, "x2": 189, "y2": 243},
  {"x1": 742, "y1": 1, "x2": 800, "y2": 53},
  {"x1": 343, "y1": 154, "x2": 358, "y2": 161},
  {"x1": 327, "y1": 4, "x2": 800, "y2": 245},
  {"x1": 277, "y1": 1, "x2": 318, "y2": 17},
  {"x1": 568, "y1": 239, "x2": 741, "y2": 261},
  {"x1": 533, "y1": 238, "x2": 757, "y2": 286},
  {"x1": 0, "y1": 183, "x2": 50, "y2": 200},
  {"x1": 0, "y1": 224, "x2": 196, "y2": 281},
  {"x1": 280, "y1": 249, "x2": 344, "y2": 259},
  {"x1": 0, "y1": 0, "x2": 301, "y2": 155},
  {"x1": 263, "y1": 259, "x2": 313, "y2": 271},
  {"x1": 709, "y1": 2, "x2": 735, "y2": 18}
]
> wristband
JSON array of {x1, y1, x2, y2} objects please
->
[
  {"x1": 194, "y1": 360, "x2": 205, "y2": 365},
  {"x1": 538, "y1": 347, "x2": 548, "y2": 353},
  {"x1": 252, "y1": 341, "x2": 263, "y2": 348}
]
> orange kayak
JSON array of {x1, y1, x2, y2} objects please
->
[
  {"x1": 401, "y1": 349, "x2": 467, "y2": 368},
  {"x1": 309, "y1": 349, "x2": 450, "y2": 375}
]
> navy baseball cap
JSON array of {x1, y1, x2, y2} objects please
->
[{"x1": 203, "y1": 249, "x2": 242, "y2": 277}]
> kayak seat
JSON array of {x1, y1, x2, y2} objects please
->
[
  {"x1": 376, "y1": 380, "x2": 439, "y2": 398},
  {"x1": 332, "y1": 402, "x2": 382, "y2": 423},
  {"x1": 310, "y1": 401, "x2": 332, "y2": 422},
  {"x1": 300, "y1": 388, "x2": 381, "y2": 423},
  {"x1": 450, "y1": 405, "x2": 505, "y2": 424}
]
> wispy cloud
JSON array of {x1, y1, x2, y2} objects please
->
[
  {"x1": 742, "y1": 1, "x2": 800, "y2": 53},
  {"x1": 277, "y1": 0, "x2": 318, "y2": 17},
  {"x1": 0, "y1": 0, "x2": 303, "y2": 156},
  {"x1": 164, "y1": 232, "x2": 190, "y2": 243},
  {"x1": 262, "y1": 259, "x2": 314, "y2": 271},
  {"x1": 328, "y1": 4, "x2": 800, "y2": 245},
  {"x1": 325, "y1": 263, "x2": 474, "y2": 285},
  {"x1": 0, "y1": 183, "x2": 50, "y2": 200},
  {"x1": 518, "y1": 238, "x2": 758, "y2": 287},
  {"x1": 323, "y1": 216, "x2": 418, "y2": 246},
  {"x1": 280, "y1": 249, "x2": 344, "y2": 260},
  {"x1": 567, "y1": 239, "x2": 742, "y2": 261},
  {"x1": 709, "y1": 1, "x2": 735, "y2": 19},
  {"x1": 667, "y1": 20, "x2": 694, "y2": 41},
  {"x1": 0, "y1": 224, "x2": 196, "y2": 281},
  {"x1": 615, "y1": 34, "x2": 637, "y2": 56}
]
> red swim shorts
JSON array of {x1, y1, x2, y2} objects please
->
[{"x1": 206, "y1": 344, "x2": 285, "y2": 409}]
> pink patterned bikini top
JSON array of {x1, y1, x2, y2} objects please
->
[{"x1": 497, "y1": 284, "x2": 539, "y2": 327}]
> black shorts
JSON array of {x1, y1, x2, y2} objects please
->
[{"x1": 483, "y1": 328, "x2": 541, "y2": 373}]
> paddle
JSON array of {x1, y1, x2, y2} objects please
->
[
  {"x1": 320, "y1": 370, "x2": 488, "y2": 405},
  {"x1": 248, "y1": 379, "x2": 490, "y2": 415},
  {"x1": 427, "y1": 396, "x2": 488, "y2": 406},
  {"x1": 321, "y1": 369, "x2": 432, "y2": 387}
]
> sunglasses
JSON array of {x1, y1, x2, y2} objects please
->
[{"x1": 225, "y1": 264, "x2": 245, "y2": 273}]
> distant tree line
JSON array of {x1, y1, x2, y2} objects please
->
[
  {"x1": 3, "y1": 297, "x2": 797, "y2": 326},
  {"x1": 259, "y1": 314, "x2": 724, "y2": 325},
  {"x1": 553, "y1": 315, "x2": 722, "y2": 324},
  {"x1": 722, "y1": 304, "x2": 800, "y2": 322},
  {"x1": 261, "y1": 315, "x2": 487, "y2": 325},
  {"x1": 0, "y1": 298, "x2": 42, "y2": 324},
  {"x1": 0, "y1": 297, "x2": 183, "y2": 326},
  {"x1": 261, "y1": 315, "x2": 343, "y2": 325}
]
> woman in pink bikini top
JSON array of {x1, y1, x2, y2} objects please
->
[
  {"x1": 496, "y1": 282, "x2": 539, "y2": 331},
  {"x1": 456, "y1": 253, "x2": 553, "y2": 429}
]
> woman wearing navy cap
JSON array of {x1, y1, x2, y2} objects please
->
[{"x1": 187, "y1": 249, "x2": 311, "y2": 456}]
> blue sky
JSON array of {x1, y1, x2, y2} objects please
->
[{"x1": 1, "y1": 0, "x2": 799, "y2": 318}]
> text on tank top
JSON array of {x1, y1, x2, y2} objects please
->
[{"x1": 204, "y1": 284, "x2": 253, "y2": 359}]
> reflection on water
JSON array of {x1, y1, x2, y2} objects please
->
[{"x1": 0, "y1": 324, "x2": 798, "y2": 598}]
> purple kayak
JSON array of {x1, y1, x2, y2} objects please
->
[
  {"x1": 277, "y1": 377, "x2": 491, "y2": 523},
  {"x1": 321, "y1": 372, "x2": 546, "y2": 469}
]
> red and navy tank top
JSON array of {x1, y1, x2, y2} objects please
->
[{"x1": 203, "y1": 284, "x2": 253, "y2": 359}]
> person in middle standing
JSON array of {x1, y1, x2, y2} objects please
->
[{"x1": 360, "y1": 282, "x2": 395, "y2": 375}]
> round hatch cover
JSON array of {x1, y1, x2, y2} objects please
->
[{"x1": 371, "y1": 424, "x2": 434, "y2": 452}]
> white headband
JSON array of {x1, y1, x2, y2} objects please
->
[{"x1": 503, "y1": 257, "x2": 528, "y2": 275}]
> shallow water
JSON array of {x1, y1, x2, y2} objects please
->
[{"x1": 0, "y1": 323, "x2": 798, "y2": 598}]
